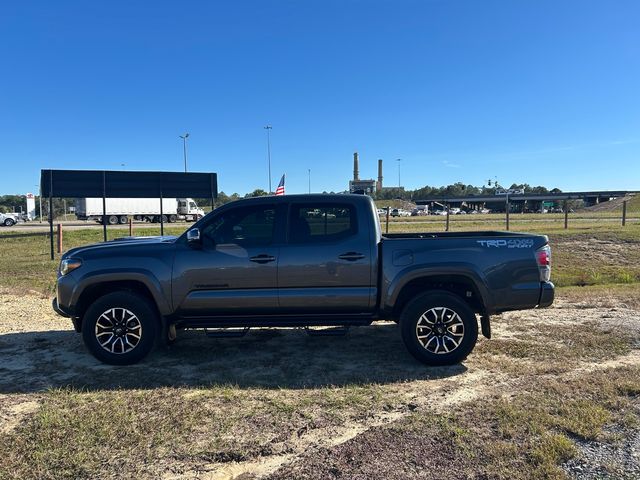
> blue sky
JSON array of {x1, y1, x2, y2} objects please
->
[{"x1": 1, "y1": 0, "x2": 639, "y2": 196}]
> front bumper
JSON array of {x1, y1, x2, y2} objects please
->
[
  {"x1": 538, "y1": 281, "x2": 555, "y2": 308},
  {"x1": 52, "y1": 297, "x2": 72, "y2": 317},
  {"x1": 52, "y1": 298, "x2": 81, "y2": 332}
]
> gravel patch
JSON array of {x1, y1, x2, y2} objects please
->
[{"x1": 563, "y1": 416, "x2": 640, "y2": 480}]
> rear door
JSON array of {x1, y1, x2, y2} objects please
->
[
  {"x1": 277, "y1": 201, "x2": 375, "y2": 312},
  {"x1": 172, "y1": 203, "x2": 282, "y2": 315}
]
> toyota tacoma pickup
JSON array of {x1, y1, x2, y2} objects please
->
[{"x1": 53, "y1": 194, "x2": 554, "y2": 366}]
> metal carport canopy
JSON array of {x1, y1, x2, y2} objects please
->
[{"x1": 40, "y1": 169, "x2": 218, "y2": 259}]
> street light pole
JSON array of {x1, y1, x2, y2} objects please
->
[
  {"x1": 308, "y1": 169, "x2": 311, "y2": 194},
  {"x1": 36, "y1": 184, "x2": 42, "y2": 223},
  {"x1": 396, "y1": 159, "x2": 402, "y2": 189},
  {"x1": 264, "y1": 125, "x2": 272, "y2": 193},
  {"x1": 179, "y1": 133, "x2": 190, "y2": 172}
]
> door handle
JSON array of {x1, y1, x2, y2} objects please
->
[
  {"x1": 249, "y1": 254, "x2": 276, "y2": 264},
  {"x1": 338, "y1": 252, "x2": 365, "y2": 261}
]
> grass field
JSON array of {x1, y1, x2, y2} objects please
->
[
  {"x1": 1, "y1": 211, "x2": 639, "y2": 294},
  {"x1": 0, "y1": 211, "x2": 639, "y2": 479}
]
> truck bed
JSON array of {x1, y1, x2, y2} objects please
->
[
  {"x1": 383, "y1": 231, "x2": 536, "y2": 239},
  {"x1": 379, "y1": 230, "x2": 550, "y2": 315}
]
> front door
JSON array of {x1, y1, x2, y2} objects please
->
[{"x1": 173, "y1": 204, "x2": 280, "y2": 316}]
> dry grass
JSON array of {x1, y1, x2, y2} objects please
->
[
  {"x1": 2, "y1": 217, "x2": 640, "y2": 478},
  {"x1": 0, "y1": 285, "x2": 639, "y2": 478}
]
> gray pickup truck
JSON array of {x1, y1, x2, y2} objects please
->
[{"x1": 53, "y1": 194, "x2": 554, "y2": 366}]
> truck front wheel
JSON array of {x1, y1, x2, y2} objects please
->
[
  {"x1": 82, "y1": 292, "x2": 158, "y2": 365},
  {"x1": 400, "y1": 291, "x2": 478, "y2": 366}
]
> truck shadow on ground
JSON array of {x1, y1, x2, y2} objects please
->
[{"x1": 0, "y1": 324, "x2": 467, "y2": 394}]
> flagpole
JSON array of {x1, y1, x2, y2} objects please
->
[{"x1": 264, "y1": 125, "x2": 272, "y2": 193}]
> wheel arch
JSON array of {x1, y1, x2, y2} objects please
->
[
  {"x1": 389, "y1": 272, "x2": 491, "y2": 320},
  {"x1": 74, "y1": 279, "x2": 164, "y2": 332}
]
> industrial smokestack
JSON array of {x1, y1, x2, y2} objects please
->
[
  {"x1": 377, "y1": 159, "x2": 383, "y2": 192},
  {"x1": 353, "y1": 152, "x2": 360, "y2": 181}
]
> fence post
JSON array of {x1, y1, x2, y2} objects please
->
[
  {"x1": 622, "y1": 200, "x2": 627, "y2": 226},
  {"x1": 445, "y1": 203, "x2": 450, "y2": 232},
  {"x1": 56, "y1": 223, "x2": 63, "y2": 254},
  {"x1": 564, "y1": 200, "x2": 568, "y2": 229},
  {"x1": 129, "y1": 218, "x2": 133, "y2": 236},
  {"x1": 385, "y1": 207, "x2": 390, "y2": 234},
  {"x1": 505, "y1": 197, "x2": 510, "y2": 231}
]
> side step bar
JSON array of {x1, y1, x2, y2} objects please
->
[
  {"x1": 205, "y1": 327, "x2": 250, "y2": 338},
  {"x1": 304, "y1": 326, "x2": 350, "y2": 337},
  {"x1": 200, "y1": 325, "x2": 352, "y2": 338}
]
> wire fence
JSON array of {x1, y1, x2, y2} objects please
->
[{"x1": 380, "y1": 197, "x2": 640, "y2": 234}]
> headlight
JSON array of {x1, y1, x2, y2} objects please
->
[{"x1": 60, "y1": 258, "x2": 82, "y2": 275}]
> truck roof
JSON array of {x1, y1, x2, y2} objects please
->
[{"x1": 220, "y1": 193, "x2": 376, "y2": 207}]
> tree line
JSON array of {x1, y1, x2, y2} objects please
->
[
  {"x1": 210, "y1": 182, "x2": 563, "y2": 206},
  {"x1": 0, "y1": 182, "x2": 563, "y2": 216}
]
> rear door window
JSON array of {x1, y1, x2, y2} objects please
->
[{"x1": 289, "y1": 204, "x2": 357, "y2": 243}]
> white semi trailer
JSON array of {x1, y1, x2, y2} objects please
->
[{"x1": 75, "y1": 197, "x2": 205, "y2": 225}]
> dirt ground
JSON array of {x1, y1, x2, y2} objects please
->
[{"x1": 1, "y1": 290, "x2": 639, "y2": 479}]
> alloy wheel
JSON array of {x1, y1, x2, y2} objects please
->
[
  {"x1": 415, "y1": 307, "x2": 465, "y2": 354},
  {"x1": 94, "y1": 307, "x2": 143, "y2": 354}
]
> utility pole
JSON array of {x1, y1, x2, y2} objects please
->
[
  {"x1": 396, "y1": 158, "x2": 402, "y2": 189},
  {"x1": 308, "y1": 168, "x2": 311, "y2": 193},
  {"x1": 179, "y1": 133, "x2": 190, "y2": 172},
  {"x1": 264, "y1": 125, "x2": 272, "y2": 193},
  {"x1": 36, "y1": 184, "x2": 42, "y2": 223}
]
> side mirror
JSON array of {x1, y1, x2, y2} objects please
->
[{"x1": 187, "y1": 228, "x2": 202, "y2": 247}]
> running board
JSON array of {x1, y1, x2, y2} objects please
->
[
  {"x1": 304, "y1": 326, "x2": 350, "y2": 337},
  {"x1": 205, "y1": 327, "x2": 250, "y2": 338},
  {"x1": 177, "y1": 314, "x2": 375, "y2": 329}
]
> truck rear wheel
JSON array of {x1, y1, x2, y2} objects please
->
[
  {"x1": 119, "y1": 215, "x2": 128, "y2": 224},
  {"x1": 81, "y1": 292, "x2": 158, "y2": 365},
  {"x1": 400, "y1": 291, "x2": 478, "y2": 366},
  {"x1": 169, "y1": 214, "x2": 177, "y2": 223},
  {"x1": 107, "y1": 215, "x2": 119, "y2": 225}
]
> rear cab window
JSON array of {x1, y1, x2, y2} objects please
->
[{"x1": 288, "y1": 203, "x2": 357, "y2": 243}]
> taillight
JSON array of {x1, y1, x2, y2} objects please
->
[
  {"x1": 536, "y1": 246, "x2": 550, "y2": 266},
  {"x1": 536, "y1": 245, "x2": 551, "y2": 282}
]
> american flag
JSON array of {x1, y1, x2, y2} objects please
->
[{"x1": 275, "y1": 174, "x2": 285, "y2": 196}]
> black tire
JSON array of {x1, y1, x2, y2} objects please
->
[
  {"x1": 400, "y1": 291, "x2": 478, "y2": 366},
  {"x1": 168, "y1": 214, "x2": 177, "y2": 223},
  {"x1": 4, "y1": 218, "x2": 15, "y2": 227},
  {"x1": 108, "y1": 215, "x2": 119, "y2": 225},
  {"x1": 161, "y1": 214, "x2": 168, "y2": 223},
  {"x1": 82, "y1": 291, "x2": 158, "y2": 365},
  {"x1": 119, "y1": 215, "x2": 128, "y2": 224}
]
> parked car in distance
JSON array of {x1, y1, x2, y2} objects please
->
[
  {"x1": 411, "y1": 207, "x2": 428, "y2": 216},
  {"x1": 391, "y1": 208, "x2": 411, "y2": 217},
  {"x1": 0, "y1": 212, "x2": 20, "y2": 226},
  {"x1": 53, "y1": 194, "x2": 554, "y2": 367}
]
